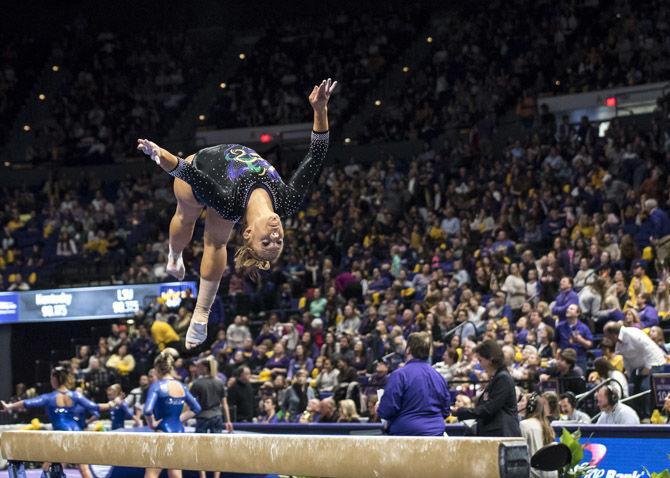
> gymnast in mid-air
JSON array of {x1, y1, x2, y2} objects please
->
[{"x1": 138, "y1": 78, "x2": 337, "y2": 349}]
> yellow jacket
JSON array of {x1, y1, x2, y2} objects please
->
[
  {"x1": 151, "y1": 320, "x2": 180, "y2": 351},
  {"x1": 627, "y1": 275, "x2": 654, "y2": 308},
  {"x1": 106, "y1": 354, "x2": 136, "y2": 375}
]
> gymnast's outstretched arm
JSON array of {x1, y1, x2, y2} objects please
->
[
  {"x1": 137, "y1": 140, "x2": 181, "y2": 173},
  {"x1": 284, "y1": 79, "x2": 337, "y2": 213}
]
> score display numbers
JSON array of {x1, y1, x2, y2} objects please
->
[{"x1": 0, "y1": 281, "x2": 196, "y2": 324}]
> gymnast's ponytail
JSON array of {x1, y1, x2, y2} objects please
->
[
  {"x1": 234, "y1": 246, "x2": 271, "y2": 283},
  {"x1": 51, "y1": 365, "x2": 75, "y2": 390},
  {"x1": 154, "y1": 350, "x2": 175, "y2": 376},
  {"x1": 198, "y1": 355, "x2": 218, "y2": 379}
]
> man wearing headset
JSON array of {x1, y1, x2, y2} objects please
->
[
  {"x1": 595, "y1": 383, "x2": 640, "y2": 425},
  {"x1": 558, "y1": 392, "x2": 591, "y2": 424}
]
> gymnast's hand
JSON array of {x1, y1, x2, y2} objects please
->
[
  {"x1": 0, "y1": 400, "x2": 10, "y2": 412},
  {"x1": 309, "y1": 78, "x2": 337, "y2": 112},
  {"x1": 137, "y1": 138, "x2": 161, "y2": 164}
]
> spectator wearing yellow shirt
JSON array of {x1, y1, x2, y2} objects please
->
[
  {"x1": 427, "y1": 217, "x2": 446, "y2": 244},
  {"x1": 106, "y1": 344, "x2": 136, "y2": 376},
  {"x1": 410, "y1": 224, "x2": 423, "y2": 253},
  {"x1": 6, "y1": 213, "x2": 24, "y2": 232},
  {"x1": 571, "y1": 214, "x2": 594, "y2": 240},
  {"x1": 151, "y1": 318, "x2": 180, "y2": 352},
  {"x1": 627, "y1": 260, "x2": 654, "y2": 309},
  {"x1": 599, "y1": 338, "x2": 624, "y2": 372},
  {"x1": 84, "y1": 230, "x2": 109, "y2": 256}
]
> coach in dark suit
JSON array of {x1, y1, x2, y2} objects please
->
[{"x1": 455, "y1": 340, "x2": 521, "y2": 437}]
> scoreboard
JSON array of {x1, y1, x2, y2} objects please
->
[{"x1": 0, "y1": 281, "x2": 197, "y2": 324}]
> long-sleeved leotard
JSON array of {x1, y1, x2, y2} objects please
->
[
  {"x1": 109, "y1": 401, "x2": 134, "y2": 430},
  {"x1": 73, "y1": 402, "x2": 100, "y2": 430},
  {"x1": 23, "y1": 390, "x2": 100, "y2": 431},
  {"x1": 169, "y1": 131, "x2": 329, "y2": 221},
  {"x1": 143, "y1": 379, "x2": 201, "y2": 433}
]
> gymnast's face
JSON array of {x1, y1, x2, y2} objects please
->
[{"x1": 244, "y1": 213, "x2": 284, "y2": 261}]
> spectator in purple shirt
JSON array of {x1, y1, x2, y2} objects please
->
[
  {"x1": 555, "y1": 304, "x2": 593, "y2": 372},
  {"x1": 638, "y1": 199, "x2": 670, "y2": 247},
  {"x1": 637, "y1": 293, "x2": 659, "y2": 328},
  {"x1": 552, "y1": 277, "x2": 580, "y2": 322},
  {"x1": 377, "y1": 332, "x2": 451, "y2": 436},
  {"x1": 265, "y1": 343, "x2": 290, "y2": 376}
]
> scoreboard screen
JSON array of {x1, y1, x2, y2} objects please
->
[{"x1": 0, "y1": 281, "x2": 197, "y2": 324}]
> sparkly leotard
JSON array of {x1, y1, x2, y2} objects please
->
[
  {"x1": 143, "y1": 379, "x2": 201, "y2": 433},
  {"x1": 23, "y1": 390, "x2": 100, "y2": 431},
  {"x1": 169, "y1": 131, "x2": 329, "y2": 221}
]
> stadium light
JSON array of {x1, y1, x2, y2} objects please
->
[
  {"x1": 344, "y1": 137, "x2": 352, "y2": 144},
  {"x1": 402, "y1": 66, "x2": 410, "y2": 73},
  {"x1": 22, "y1": 124, "x2": 31, "y2": 132},
  {"x1": 426, "y1": 36, "x2": 433, "y2": 43},
  {"x1": 239, "y1": 53, "x2": 246, "y2": 60},
  {"x1": 198, "y1": 114, "x2": 206, "y2": 121},
  {"x1": 219, "y1": 82, "x2": 227, "y2": 89},
  {"x1": 374, "y1": 100, "x2": 382, "y2": 107},
  {"x1": 51, "y1": 65, "x2": 60, "y2": 72},
  {"x1": 38, "y1": 94, "x2": 46, "y2": 101}
]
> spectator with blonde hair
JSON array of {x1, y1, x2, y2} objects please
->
[{"x1": 337, "y1": 399, "x2": 360, "y2": 423}]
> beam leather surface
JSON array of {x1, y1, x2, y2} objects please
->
[{"x1": 0, "y1": 430, "x2": 526, "y2": 478}]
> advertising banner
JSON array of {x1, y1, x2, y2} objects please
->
[{"x1": 581, "y1": 437, "x2": 669, "y2": 478}]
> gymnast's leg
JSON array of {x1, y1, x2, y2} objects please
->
[
  {"x1": 78, "y1": 464, "x2": 93, "y2": 478},
  {"x1": 167, "y1": 176, "x2": 203, "y2": 281},
  {"x1": 167, "y1": 469, "x2": 183, "y2": 478},
  {"x1": 145, "y1": 467, "x2": 163, "y2": 478},
  {"x1": 185, "y1": 210, "x2": 233, "y2": 349}
]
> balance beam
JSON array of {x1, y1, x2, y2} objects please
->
[{"x1": 0, "y1": 430, "x2": 528, "y2": 478}]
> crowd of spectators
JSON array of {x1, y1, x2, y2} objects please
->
[
  {"x1": 0, "y1": 33, "x2": 50, "y2": 145},
  {"x1": 205, "y1": 5, "x2": 425, "y2": 131},
  {"x1": 23, "y1": 16, "x2": 225, "y2": 165},
  {"x1": 358, "y1": 0, "x2": 670, "y2": 143},
  {"x1": 4, "y1": 0, "x2": 670, "y2": 432},
  {"x1": 7, "y1": 102, "x2": 670, "y2": 426},
  {"x1": 0, "y1": 171, "x2": 183, "y2": 290}
]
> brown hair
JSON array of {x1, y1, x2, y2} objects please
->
[
  {"x1": 475, "y1": 339, "x2": 504, "y2": 369},
  {"x1": 593, "y1": 357, "x2": 614, "y2": 377},
  {"x1": 525, "y1": 394, "x2": 555, "y2": 445},
  {"x1": 154, "y1": 350, "x2": 175, "y2": 377},
  {"x1": 51, "y1": 366, "x2": 74, "y2": 389},
  {"x1": 407, "y1": 332, "x2": 432, "y2": 360},
  {"x1": 234, "y1": 245, "x2": 272, "y2": 282},
  {"x1": 542, "y1": 391, "x2": 560, "y2": 421}
]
